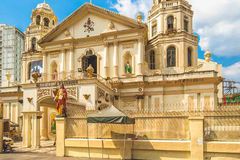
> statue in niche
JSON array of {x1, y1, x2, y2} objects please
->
[
  {"x1": 125, "y1": 61, "x2": 132, "y2": 74},
  {"x1": 52, "y1": 69, "x2": 58, "y2": 80},
  {"x1": 86, "y1": 64, "x2": 94, "y2": 78}
]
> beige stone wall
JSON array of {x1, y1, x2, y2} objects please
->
[{"x1": 58, "y1": 109, "x2": 240, "y2": 160}]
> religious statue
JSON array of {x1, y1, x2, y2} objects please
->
[
  {"x1": 53, "y1": 84, "x2": 68, "y2": 117},
  {"x1": 86, "y1": 64, "x2": 94, "y2": 78},
  {"x1": 125, "y1": 61, "x2": 132, "y2": 74},
  {"x1": 52, "y1": 69, "x2": 58, "y2": 80}
]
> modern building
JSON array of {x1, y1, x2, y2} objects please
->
[
  {"x1": 0, "y1": 24, "x2": 24, "y2": 132},
  {"x1": 0, "y1": 24, "x2": 24, "y2": 87}
]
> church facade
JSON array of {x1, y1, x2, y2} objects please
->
[{"x1": 20, "y1": 0, "x2": 223, "y2": 151}]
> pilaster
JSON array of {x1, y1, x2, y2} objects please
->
[
  {"x1": 42, "y1": 52, "x2": 48, "y2": 81},
  {"x1": 60, "y1": 49, "x2": 66, "y2": 80},
  {"x1": 103, "y1": 43, "x2": 109, "y2": 78},
  {"x1": 137, "y1": 38, "x2": 144, "y2": 75},
  {"x1": 113, "y1": 42, "x2": 119, "y2": 78},
  {"x1": 69, "y1": 48, "x2": 75, "y2": 78}
]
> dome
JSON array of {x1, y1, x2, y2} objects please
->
[{"x1": 36, "y1": 1, "x2": 52, "y2": 11}]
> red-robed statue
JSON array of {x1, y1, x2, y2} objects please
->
[{"x1": 53, "y1": 84, "x2": 68, "y2": 117}]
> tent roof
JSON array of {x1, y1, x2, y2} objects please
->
[{"x1": 87, "y1": 105, "x2": 135, "y2": 124}]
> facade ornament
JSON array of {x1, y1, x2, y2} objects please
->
[
  {"x1": 86, "y1": 64, "x2": 94, "y2": 78},
  {"x1": 83, "y1": 94, "x2": 91, "y2": 100},
  {"x1": 27, "y1": 97, "x2": 33, "y2": 103},
  {"x1": 108, "y1": 21, "x2": 115, "y2": 30},
  {"x1": 204, "y1": 50, "x2": 212, "y2": 62},
  {"x1": 32, "y1": 72, "x2": 42, "y2": 83},
  {"x1": 84, "y1": 18, "x2": 95, "y2": 33},
  {"x1": 64, "y1": 30, "x2": 71, "y2": 37},
  {"x1": 136, "y1": 12, "x2": 143, "y2": 23}
]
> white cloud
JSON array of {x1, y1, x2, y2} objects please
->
[
  {"x1": 223, "y1": 62, "x2": 240, "y2": 82},
  {"x1": 113, "y1": 0, "x2": 240, "y2": 57},
  {"x1": 112, "y1": 0, "x2": 152, "y2": 21}
]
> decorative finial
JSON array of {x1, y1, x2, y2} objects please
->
[
  {"x1": 204, "y1": 50, "x2": 212, "y2": 62},
  {"x1": 136, "y1": 12, "x2": 143, "y2": 23}
]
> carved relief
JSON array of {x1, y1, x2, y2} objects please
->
[
  {"x1": 37, "y1": 87, "x2": 78, "y2": 101},
  {"x1": 66, "y1": 87, "x2": 78, "y2": 100},
  {"x1": 84, "y1": 18, "x2": 94, "y2": 33},
  {"x1": 37, "y1": 88, "x2": 51, "y2": 100}
]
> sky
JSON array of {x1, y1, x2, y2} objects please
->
[{"x1": 0, "y1": 0, "x2": 239, "y2": 81}]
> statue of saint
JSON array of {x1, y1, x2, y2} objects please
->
[
  {"x1": 86, "y1": 64, "x2": 94, "y2": 78},
  {"x1": 125, "y1": 61, "x2": 132, "y2": 74},
  {"x1": 53, "y1": 84, "x2": 68, "y2": 117}
]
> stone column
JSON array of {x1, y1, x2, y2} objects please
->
[
  {"x1": 22, "y1": 113, "x2": 31, "y2": 147},
  {"x1": 42, "y1": 52, "x2": 48, "y2": 81},
  {"x1": 60, "y1": 49, "x2": 66, "y2": 80},
  {"x1": 56, "y1": 117, "x2": 66, "y2": 157},
  {"x1": 189, "y1": 117, "x2": 204, "y2": 160},
  {"x1": 137, "y1": 39, "x2": 144, "y2": 75},
  {"x1": 113, "y1": 42, "x2": 119, "y2": 78},
  {"x1": 31, "y1": 112, "x2": 42, "y2": 149},
  {"x1": 103, "y1": 43, "x2": 109, "y2": 78},
  {"x1": 40, "y1": 107, "x2": 48, "y2": 140},
  {"x1": 69, "y1": 48, "x2": 75, "y2": 78}
]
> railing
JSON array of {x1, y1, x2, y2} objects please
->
[
  {"x1": 33, "y1": 71, "x2": 111, "y2": 88},
  {"x1": 65, "y1": 103, "x2": 240, "y2": 140}
]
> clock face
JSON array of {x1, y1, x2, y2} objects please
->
[{"x1": 84, "y1": 18, "x2": 95, "y2": 33}]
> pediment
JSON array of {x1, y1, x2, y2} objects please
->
[{"x1": 39, "y1": 3, "x2": 146, "y2": 44}]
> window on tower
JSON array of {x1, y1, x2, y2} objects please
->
[
  {"x1": 187, "y1": 47, "x2": 192, "y2": 67},
  {"x1": 167, "y1": 46, "x2": 176, "y2": 67},
  {"x1": 167, "y1": 16, "x2": 174, "y2": 31},
  {"x1": 152, "y1": 24, "x2": 157, "y2": 37},
  {"x1": 36, "y1": 15, "x2": 41, "y2": 25},
  {"x1": 43, "y1": 18, "x2": 50, "y2": 27},
  {"x1": 31, "y1": 37, "x2": 37, "y2": 51},
  {"x1": 149, "y1": 50, "x2": 156, "y2": 70},
  {"x1": 184, "y1": 19, "x2": 189, "y2": 32}
]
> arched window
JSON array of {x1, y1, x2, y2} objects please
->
[
  {"x1": 167, "y1": 46, "x2": 176, "y2": 67},
  {"x1": 52, "y1": 20, "x2": 55, "y2": 26},
  {"x1": 36, "y1": 15, "x2": 41, "y2": 25},
  {"x1": 31, "y1": 37, "x2": 37, "y2": 51},
  {"x1": 188, "y1": 47, "x2": 192, "y2": 67},
  {"x1": 43, "y1": 18, "x2": 50, "y2": 27},
  {"x1": 167, "y1": 16, "x2": 174, "y2": 30},
  {"x1": 149, "y1": 50, "x2": 156, "y2": 70}
]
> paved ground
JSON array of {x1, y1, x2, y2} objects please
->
[
  {"x1": 0, "y1": 153, "x2": 82, "y2": 160},
  {"x1": 0, "y1": 141, "x2": 111, "y2": 160}
]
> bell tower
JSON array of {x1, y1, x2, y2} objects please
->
[
  {"x1": 22, "y1": 1, "x2": 58, "y2": 83},
  {"x1": 146, "y1": 0, "x2": 198, "y2": 73},
  {"x1": 25, "y1": 1, "x2": 58, "y2": 52}
]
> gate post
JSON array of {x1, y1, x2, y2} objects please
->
[
  {"x1": 189, "y1": 116, "x2": 204, "y2": 160},
  {"x1": 56, "y1": 117, "x2": 66, "y2": 157}
]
